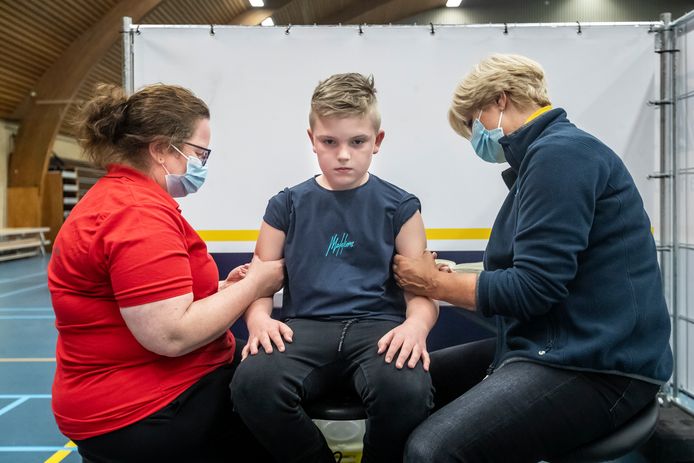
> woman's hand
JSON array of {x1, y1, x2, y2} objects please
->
[
  {"x1": 377, "y1": 319, "x2": 431, "y2": 371},
  {"x1": 242, "y1": 310, "x2": 293, "y2": 360},
  {"x1": 393, "y1": 251, "x2": 440, "y2": 299},
  {"x1": 244, "y1": 256, "x2": 284, "y2": 298},
  {"x1": 219, "y1": 263, "x2": 250, "y2": 291}
]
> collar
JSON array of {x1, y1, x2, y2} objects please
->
[
  {"x1": 105, "y1": 163, "x2": 181, "y2": 210},
  {"x1": 524, "y1": 105, "x2": 553, "y2": 124},
  {"x1": 498, "y1": 107, "x2": 567, "y2": 172}
]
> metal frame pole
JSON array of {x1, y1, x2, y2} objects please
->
[
  {"x1": 655, "y1": 11, "x2": 679, "y2": 402},
  {"x1": 668, "y1": 12, "x2": 680, "y2": 404},
  {"x1": 122, "y1": 16, "x2": 134, "y2": 95}
]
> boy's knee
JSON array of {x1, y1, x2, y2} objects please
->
[
  {"x1": 230, "y1": 355, "x2": 282, "y2": 402},
  {"x1": 385, "y1": 368, "x2": 433, "y2": 403},
  {"x1": 364, "y1": 367, "x2": 434, "y2": 417}
]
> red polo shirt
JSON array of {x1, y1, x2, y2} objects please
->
[{"x1": 48, "y1": 164, "x2": 234, "y2": 440}]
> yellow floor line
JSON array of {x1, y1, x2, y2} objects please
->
[
  {"x1": 0, "y1": 357, "x2": 55, "y2": 362},
  {"x1": 44, "y1": 440, "x2": 76, "y2": 463}
]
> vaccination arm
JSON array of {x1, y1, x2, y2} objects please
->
[
  {"x1": 241, "y1": 220, "x2": 294, "y2": 360},
  {"x1": 378, "y1": 211, "x2": 439, "y2": 371}
]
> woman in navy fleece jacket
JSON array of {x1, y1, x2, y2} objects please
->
[{"x1": 395, "y1": 54, "x2": 673, "y2": 463}]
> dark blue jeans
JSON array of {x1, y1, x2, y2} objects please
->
[
  {"x1": 405, "y1": 338, "x2": 660, "y2": 463},
  {"x1": 231, "y1": 318, "x2": 434, "y2": 463}
]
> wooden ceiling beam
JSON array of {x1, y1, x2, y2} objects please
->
[
  {"x1": 228, "y1": 8, "x2": 275, "y2": 25},
  {"x1": 350, "y1": 0, "x2": 447, "y2": 24},
  {"x1": 7, "y1": 0, "x2": 162, "y2": 227},
  {"x1": 318, "y1": 0, "x2": 393, "y2": 24}
]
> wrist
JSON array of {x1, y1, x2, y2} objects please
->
[
  {"x1": 428, "y1": 271, "x2": 443, "y2": 300},
  {"x1": 404, "y1": 314, "x2": 434, "y2": 333}
]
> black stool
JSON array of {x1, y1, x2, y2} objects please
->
[
  {"x1": 304, "y1": 391, "x2": 366, "y2": 421},
  {"x1": 551, "y1": 399, "x2": 660, "y2": 463}
]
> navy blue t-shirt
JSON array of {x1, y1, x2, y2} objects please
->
[{"x1": 263, "y1": 174, "x2": 420, "y2": 322}]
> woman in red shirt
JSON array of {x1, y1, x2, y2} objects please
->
[{"x1": 48, "y1": 83, "x2": 282, "y2": 462}]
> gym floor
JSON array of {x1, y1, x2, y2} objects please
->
[{"x1": 0, "y1": 255, "x2": 79, "y2": 463}]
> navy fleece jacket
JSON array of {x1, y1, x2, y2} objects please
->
[{"x1": 477, "y1": 108, "x2": 673, "y2": 384}]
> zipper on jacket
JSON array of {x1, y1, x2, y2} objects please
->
[
  {"x1": 485, "y1": 317, "x2": 505, "y2": 378},
  {"x1": 538, "y1": 313, "x2": 557, "y2": 356},
  {"x1": 483, "y1": 363, "x2": 495, "y2": 380}
]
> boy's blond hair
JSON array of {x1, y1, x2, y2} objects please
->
[
  {"x1": 449, "y1": 54, "x2": 551, "y2": 139},
  {"x1": 309, "y1": 73, "x2": 381, "y2": 130}
]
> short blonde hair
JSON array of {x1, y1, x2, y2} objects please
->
[
  {"x1": 449, "y1": 54, "x2": 551, "y2": 139},
  {"x1": 309, "y1": 73, "x2": 381, "y2": 130}
]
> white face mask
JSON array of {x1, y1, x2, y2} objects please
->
[{"x1": 162, "y1": 145, "x2": 208, "y2": 197}]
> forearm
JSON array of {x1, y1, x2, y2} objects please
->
[
  {"x1": 243, "y1": 296, "x2": 274, "y2": 321},
  {"x1": 168, "y1": 278, "x2": 264, "y2": 355},
  {"x1": 432, "y1": 271, "x2": 478, "y2": 311},
  {"x1": 404, "y1": 293, "x2": 439, "y2": 331}
]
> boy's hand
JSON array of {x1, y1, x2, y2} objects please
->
[
  {"x1": 219, "y1": 263, "x2": 250, "y2": 291},
  {"x1": 242, "y1": 311, "x2": 293, "y2": 360},
  {"x1": 377, "y1": 319, "x2": 430, "y2": 371}
]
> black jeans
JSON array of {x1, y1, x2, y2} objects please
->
[
  {"x1": 231, "y1": 318, "x2": 434, "y2": 463},
  {"x1": 404, "y1": 338, "x2": 661, "y2": 463},
  {"x1": 74, "y1": 340, "x2": 273, "y2": 463}
]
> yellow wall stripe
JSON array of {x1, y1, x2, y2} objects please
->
[
  {"x1": 425, "y1": 228, "x2": 491, "y2": 240},
  {"x1": 198, "y1": 230, "x2": 259, "y2": 241},
  {"x1": 197, "y1": 228, "x2": 492, "y2": 242},
  {"x1": 44, "y1": 441, "x2": 76, "y2": 463}
]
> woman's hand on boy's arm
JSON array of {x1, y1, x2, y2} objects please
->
[
  {"x1": 241, "y1": 220, "x2": 291, "y2": 360},
  {"x1": 384, "y1": 210, "x2": 438, "y2": 370},
  {"x1": 219, "y1": 263, "x2": 250, "y2": 291}
]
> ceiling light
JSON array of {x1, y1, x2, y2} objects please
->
[
  {"x1": 446, "y1": 0, "x2": 463, "y2": 6},
  {"x1": 249, "y1": 0, "x2": 264, "y2": 6},
  {"x1": 261, "y1": 17, "x2": 274, "y2": 26}
]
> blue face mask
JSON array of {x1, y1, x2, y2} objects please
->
[
  {"x1": 470, "y1": 110, "x2": 506, "y2": 163},
  {"x1": 164, "y1": 145, "x2": 208, "y2": 198}
]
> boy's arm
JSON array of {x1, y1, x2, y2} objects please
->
[
  {"x1": 242, "y1": 220, "x2": 294, "y2": 360},
  {"x1": 378, "y1": 210, "x2": 439, "y2": 371}
]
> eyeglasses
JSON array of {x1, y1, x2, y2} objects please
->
[{"x1": 183, "y1": 141, "x2": 212, "y2": 166}]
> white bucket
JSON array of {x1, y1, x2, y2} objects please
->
[{"x1": 314, "y1": 419, "x2": 365, "y2": 463}]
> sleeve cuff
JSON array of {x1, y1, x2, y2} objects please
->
[{"x1": 477, "y1": 271, "x2": 494, "y2": 317}]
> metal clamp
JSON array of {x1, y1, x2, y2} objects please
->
[
  {"x1": 647, "y1": 99, "x2": 673, "y2": 106},
  {"x1": 647, "y1": 172, "x2": 673, "y2": 179}
]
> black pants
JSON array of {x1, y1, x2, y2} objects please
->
[
  {"x1": 405, "y1": 338, "x2": 661, "y2": 463},
  {"x1": 231, "y1": 318, "x2": 434, "y2": 463},
  {"x1": 74, "y1": 341, "x2": 273, "y2": 463}
]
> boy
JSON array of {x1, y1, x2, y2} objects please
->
[{"x1": 231, "y1": 73, "x2": 437, "y2": 463}]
